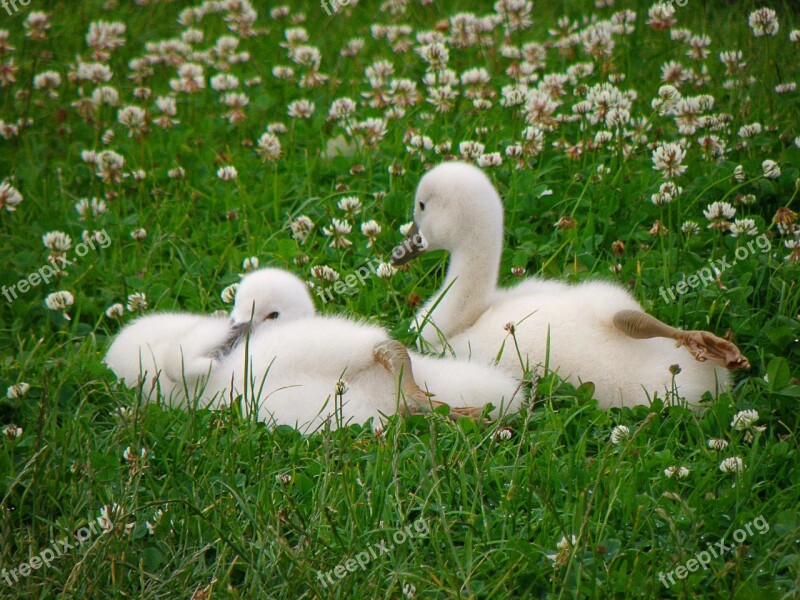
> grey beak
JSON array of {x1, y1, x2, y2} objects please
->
[
  {"x1": 230, "y1": 320, "x2": 251, "y2": 341},
  {"x1": 210, "y1": 320, "x2": 253, "y2": 359},
  {"x1": 390, "y1": 222, "x2": 428, "y2": 266}
]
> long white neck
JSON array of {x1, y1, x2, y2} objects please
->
[{"x1": 416, "y1": 237, "x2": 501, "y2": 350}]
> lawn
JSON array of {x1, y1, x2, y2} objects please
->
[{"x1": 0, "y1": 0, "x2": 799, "y2": 598}]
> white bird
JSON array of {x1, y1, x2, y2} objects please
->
[
  {"x1": 105, "y1": 267, "x2": 521, "y2": 429},
  {"x1": 390, "y1": 161, "x2": 749, "y2": 409},
  {"x1": 103, "y1": 311, "x2": 231, "y2": 405},
  {"x1": 103, "y1": 268, "x2": 316, "y2": 405},
  {"x1": 203, "y1": 270, "x2": 522, "y2": 431}
]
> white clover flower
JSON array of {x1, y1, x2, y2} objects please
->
[
  {"x1": 762, "y1": 160, "x2": 781, "y2": 179},
  {"x1": 493, "y1": 427, "x2": 513, "y2": 442},
  {"x1": 42, "y1": 231, "x2": 72, "y2": 252},
  {"x1": 651, "y1": 181, "x2": 683, "y2": 205},
  {"x1": 210, "y1": 73, "x2": 239, "y2": 91},
  {"x1": 290, "y1": 215, "x2": 315, "y2": 243},
  {"x1": 242, "y1": 257, "x2": 259, "y2": 272},
  {"x1": 610, "y1": 424, "x2": 630, "y2": 445},
  {"x1": 126, "y1": 292, "x2": 147, "y2": 313},
  {"x1": 322, "y1": 218, "x2": 353, "y2": 249},
  {"x1": 272, "y1": 66, "x2": 294, "y2": 79},
  {"x1": 664, "y1": 466, "x2": 690, "y2": 479},
  {"x1": 707, "y1": 438, "x2": 729, "y2": 451},
  {"x1": 360, "y1": 220, "x2": 381, "y2": 247},
  {"x1": 33, "y1": 70, "x2": 61, "y2": 96},
  {"x1": 130, "y1": 228, "x2": 147, "y2": 241},
  {"x1": 733, "y1": 165, "x2": 745, "y2": 182},
  {"x1": 434, "y1": 141, "x2": 452, "y2": 155},
  {"x1": 146, "y1": 508, "x2": 164, "y2": 535},
  {"x1": 75, "y1": 197, "x2": 107, "y2": 220},
  {"x1": 111, "y1": 406, "x2": 131, "y2": 419},
  {"x1": 719, "y1": 456, "x2": 744, "y2": 473},
  {"x1": 548, "y1": 533, "x2": 577, "y2": 566},
  {"x1": 45, "y1": 291, "x2": 74, "y2": 319},
  {"x1": 98, "y1": 502, "x2": 134, "y2": 534},
  {"x1": 337, "y1": 196, "x2": 361, "y2": 216},
  {"x1": 407, "y1": 134, "x2": 434, "y2": 155},
  {"x1": 220, "y1": 284, "x2": 239, "y2": 304},
  {"x1": 739, "y1": 194, "x2": 757, "y2": 206},
  {"x1": 353, "y1": 118, "x2": 387, "y2": 147},
  {"x1": 738, "y1": 123, "x2": 762, "y2": 139},
  {"x1": 748, "y1": 8, "x2": 779, "y2": 37},
  {"x1": 105, "y1": 303, "x2": 124, "y2": 319},
  {"x1": 730, "y1": 219, "x2": 758, "y2": 237},
  {"x1": 647, "y1": 2, "x2": 676, "y2": 30},
  {"x1": 267, "y1": 123, "x2": 288, "y2": 135},
  {"x1": 399, "y1": 222, "x2": 415, "y2": 236},
  {"x1": 103, "y1": 126, "x2": 116, "y2": 143},
  {"x1": 170, "y1": 62, "x2": 205, "y2": 94},
  {"x1": 731, "y1": 409, "x2": 759, "y2": 431},
  {"x1": 681, "y1": 221, "x2": 700, "y2": 236},
  {"x1": 559, "y1": 534, "x2": 577, "y2": 551},
  {"x1": 328, "y1": 97, "x2": 357, "y2": 121},
  {"x1": 0, "y1": 180, "x2": 23, "y2": 212},
  {"x1": 478, "y1": 152, "x2": 503, "y2": 167},
  {"x1": 652, "y1": 142, "x2": 687, "y2": 179},
  {"x1": 459, "y1": 140, "x2": 486, "y2": 159},
  {"x1": 287, "y1": 99, "x2": 315, "y2": 119},
  {"x1": 334, "y1": 379, "x2": 348, "y2": 396},
  {"x1": 95, "y1": 150, "x2": 125, "y2": 184},
  {"x1": 416, "y1": 42, "x2": 450, "y2": 70},
  {"x1": 495, "y1": 0, "x2": 533, "y2": 34},
  {"x1": 311, "y1": 265, "x2": 340, "y2": 283},
  {"x1": 703, "y1": 201, "x2": 736, "y2": 222},
  {"x1": 256, "y1": 133, "x2": 281, "y2": 161},
  {"x1": 376, "y1": 262, "x2": 396, "y2": 279},
  {"x1": 217, "y1": 165, "x2": 238, "y2": 181},
  {"x1": 3, "y1": 425, "x2": 23, "y2": 439},
  {"x1": 6, "y1": 382, "x2": 30, "y2": 399},
  {"x1": 117, "y1": 106, "x2": 148, "y2": 137},
  {"x1": 506, "y1": 144, "x2": 523, "y2": 157},
  {"x1": 24, "y1": 11, "x2": 51, "y2": 40}
]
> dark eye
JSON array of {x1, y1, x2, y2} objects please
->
[
  {"x1": 419, "y1": 201, "x2": 426, "y2": 211},
  {"x1": 263, "y1": 311, "x2": 280, "y2": 320}
]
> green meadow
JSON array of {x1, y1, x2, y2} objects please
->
[{"x1": 0, "y1": 0, "x2": 799, "y2": 597}]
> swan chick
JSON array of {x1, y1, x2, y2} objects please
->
[{"x1": 390, "y1": 161, "x2": 748, "y2": 408}]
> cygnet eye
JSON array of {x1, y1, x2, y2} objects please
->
[
  {"x1": 419, "y1": 201, "x2": 426, "y2": 211},
  {"x1": 264, "y1": 311, "x2": 280, "y2": 320}
]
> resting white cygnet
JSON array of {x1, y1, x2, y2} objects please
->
[
  {"x1": 203, "y1": 270, "x2": 522, "y2": 431},
  {"x1": 103, "y1": 268, "x2": 315, "y2": 404},
  {"x1": 390, "y1": 161, "x2": 749, "y2": 409}
]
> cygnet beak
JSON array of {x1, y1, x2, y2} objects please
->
[
  {"x1": 229, "y1": 319, "x2": 252, "y2": 340},
  {"x1": 390, "y1": 222, "x2": 428, "y2": 266}
]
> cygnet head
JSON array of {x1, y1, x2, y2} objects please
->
[
  {"x1": 390, "y1": 161, "x2": 504, "y2": 266},
  {"x1": 230, "y1": 268, "x2": 315, "y2": 330}
]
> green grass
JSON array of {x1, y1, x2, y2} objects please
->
[{"x1": 1, "y1": 0, "x2": 799, "y2": 598}]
